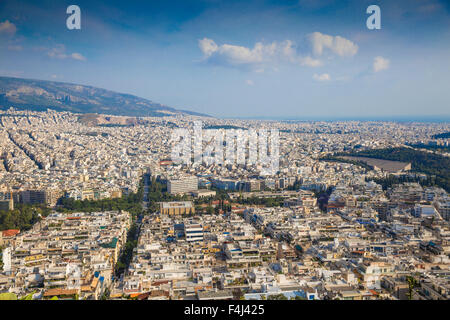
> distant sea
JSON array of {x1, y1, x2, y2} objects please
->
[{"x1": 227, "y1": 115, "x2": 450, "y2": 123}]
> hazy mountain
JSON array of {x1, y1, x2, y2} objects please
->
[{"x1": 0, "y1": 76, "x2": 209, "y2": 117}]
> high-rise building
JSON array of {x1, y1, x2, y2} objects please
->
[
  {"x1": 167, "y1": 176, "x2": 198, "y2": 194},
  {"x1": 19, "y1": 189, "x2": 62, "y2": 207},
  {"x1": 241, "y1": 180, "x2": 261, "y2": 192},
  {"x1": 0, "y1": 192, "x2": 14, "y2": 211},
  {"x1": 20, "y1": 190, "x2": 48, "y2": 205},
  {"x1": 0, "y1": 199, "x2": 14, "y2": 211}
]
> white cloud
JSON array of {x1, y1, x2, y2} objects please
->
[
  {"x1": 373, "y1": 56, "x2": 390, "y2": 72},
  {"x1": 47, "y1": 45, "x2": 69, "y2": 59},
  {"x1": 199, "y1": 33, "x2": 359, "y2": 71},
  {"x1": 199, "y1": 39, "x2": 270, "y2": 65},
  {"x1": 246, "y1": 79, "x2": 254, "y2": 86},
  {"x1": 71, "y1": 53, "x2": 86, "y2": 61},
  {"x1": 300, "y1": 56, "x2": 323, "y2": 67},
  {"x1": 309, "y1": 32, "x2": 332, "y2": 56},
  {"x1": 309, "y1": 32, "x2": 358, "y2": 57},
  {"x1": 0, "y1": 20, "x2": 16, "y2": 35},
  {"x1": 313, "y1": 73, "x2": 331, "y2": 81},
  {"x1": 198, "y1": 38, "x2": 322, "y2": 70},
  {"x1": 198, "y1": 38, "x2": 219, "y2": 57},
  {"x1": 47, "y1": 44, "x2": 86, "y2": 61}
]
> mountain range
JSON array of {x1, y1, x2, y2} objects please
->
[{"x1": 0, "y1": 76, "x2": 209, "y2": 117}]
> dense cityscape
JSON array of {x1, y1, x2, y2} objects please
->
[{"x1": 0, "y1": 109, "x2": 449, "y2": 300}]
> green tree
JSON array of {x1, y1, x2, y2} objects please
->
[{"x1": 406, "y1": 276, "x2": 419, "y2": 300}]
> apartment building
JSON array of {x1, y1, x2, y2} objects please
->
[
  {"x1": 0, "y1": 199, "x2": 13, "y2": 211},
  {"x1": 167, "y1": 176, "x2": 198, "y2": 194},
  {"x1": 184, "y1": 223, "x2": 204, "y2": 242}
]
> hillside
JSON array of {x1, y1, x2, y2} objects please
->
[{"x1": 0, "y1": 76, "x2": 209, "y2": 118}]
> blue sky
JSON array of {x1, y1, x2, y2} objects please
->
[{"x1": 0, "y1": 0, "x2": 449, "y2": 119}]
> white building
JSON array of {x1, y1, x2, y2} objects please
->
[
  {"x1": 167, "y1": 176, "x2": 198, "y2": 194},
  {"x1": 184, "y1": 223, "x2": 204, "y2": 242}
]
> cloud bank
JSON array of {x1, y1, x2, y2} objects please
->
[
  {"x1": 199, "y1": 32, "x2": 358, "y2": 71},
  {"x1": 47, "y1": 45, "x2": 86, "y2": 61},
  {"x1": 198, "y1": 38, "x2": 322, "y2": 70},
  {"x1": 308, "y1": 32, "x2": 358, "y2": 57}
]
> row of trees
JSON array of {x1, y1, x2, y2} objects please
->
[
  {"x1": 58, "y1": 178, "x2": 145, "y2": 217},
  {"x1": 366, "y1": 175, "x2": 440, "y2": 191},
  {"x1": 58, "y1": 196, "x2": 143, "y2": 217},
  {"x1": 193, "y1": 189, "x2": 285, "y2": 213},
  {"x1": 0, "y1": 177, "x2": 147, "y2": 232},
  {"x1": 407, "y1": 143, "x2": 450, "y2": 152},
  {"x1": 0, "y1": 204, "x2": 51, "y2": 231},
  {"x1": 114, "y1": 223, "x2": 139, "y2": 276},
  {"x1": 235, "y1": 196, "x2": 284, "y2": 207}
]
